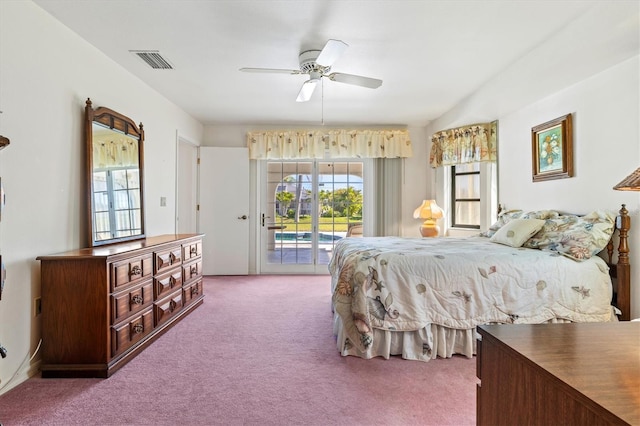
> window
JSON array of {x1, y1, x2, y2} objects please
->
[
  {"x1": 92, "y1": 167, "x2": 142, "y2": 241},
  {"x1": 451, "y1": 163, "x2": 480, "y2": 229}
]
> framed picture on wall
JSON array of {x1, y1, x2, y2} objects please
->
[{"x1": 531, "y1": 113, "x2": 573, "y2": 182}]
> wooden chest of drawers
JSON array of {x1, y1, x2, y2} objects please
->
[
  {"x1": 37, "y1": 234, "x2": 204, "y2": 378},
  {"x1": 477, "y1": 323, "x2": 640, "y2": 425}
]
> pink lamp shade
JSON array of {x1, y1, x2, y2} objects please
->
[{"x1": 413, "y1": 200, "x2": 444, "y2": 237}]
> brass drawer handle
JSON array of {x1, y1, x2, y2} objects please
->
[
  {"x1": 190, "y1": 266, "x2": 197, "y2": 275},
  {"x1": 132, "y1": 323, "x2": 144, "y2": 334},
  {"x1": 129, "y1": 265, "x2": 142, "y2": 276},
  {"x1": 191, "y1": 286, "x2": 199, "y2": 296},
  {"x1": 169, "y1": 300, "x2": 177, "y2": 312},
  {"x1": 130, "y1": 294, "x2": 144, "y2": 305},
  {"x1": 190, "y1": 247, "x2": 197, "y2": 256}
]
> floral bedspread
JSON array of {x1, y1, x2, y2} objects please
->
[{"x1": 329, "y1": 236, "x2": 614, "y2": 352}]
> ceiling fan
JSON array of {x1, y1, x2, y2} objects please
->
[{"x1": 239, "y1": 39, "x2": 383, "y2": 102}]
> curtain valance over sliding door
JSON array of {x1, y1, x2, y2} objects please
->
[
  {"x1": 93, "y1": 138, "x2": 139, "y2": 169},
  {"x1": 429, "y1": 121, "x2": 497, "y2": 168},
  {"x1": 247, "y1": 129, "x2": 413, "y2": 159}
]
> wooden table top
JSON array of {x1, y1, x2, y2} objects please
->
[
  {"x1": 478, "y1": 322, "x2": 640, "y2": 426},
  {"x1": 36, "y1": 234, "x2": 204, "y2": 260}
]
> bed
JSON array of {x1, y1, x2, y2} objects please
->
[{"x1": 329, "y1": 205, "x2": 632, "y2": 362}]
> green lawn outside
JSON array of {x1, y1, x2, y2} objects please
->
[{"x1": 276, "y1": 216, "x2": 361, "y2": 232}]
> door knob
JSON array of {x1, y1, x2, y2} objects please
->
[{"x1": 238, "y1": 215, "x2": 248, "y2": 220}]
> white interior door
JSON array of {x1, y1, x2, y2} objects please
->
[
  {"x1": 176, "y1": 138, "x2": 198, "y2": 233},
  {"x1": 199, "y1": 147, "x2": 249, "y2": 275}
]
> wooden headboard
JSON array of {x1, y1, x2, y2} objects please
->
[{"x1": 606, "y1": 204, "x2": 632, "y2": 321}]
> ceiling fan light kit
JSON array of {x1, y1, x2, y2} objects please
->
[{"x1": 240, "y1": 39, "x2": 382, "y2": 102}]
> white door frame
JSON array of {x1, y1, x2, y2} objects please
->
[
  {"x1": 175, "y1": 131, "x2": 199, "y2": 234},
  {"x1": 256, "y1": 160, "x2": 321, "y2": 274}
]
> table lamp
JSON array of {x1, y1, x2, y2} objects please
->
[
  {"x1": 613, "y1": 167, "x2": 640, "y2": 191},
  {"x1": 413, "y1": 199, "x2": 444, "y2": 237}
]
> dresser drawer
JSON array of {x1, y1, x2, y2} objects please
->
[
  {"x1": 110, "y1": 254, "x2": 154, "y2": 291},
  {"x1": 111, "y1": 280, "x2": 153, "y2": 324},
  {"x1": 154, "y1": 290, "x2": 183, "y2": 327},
  {"x1": 154, "y1": 246, "x2": 183, "y2": 274},
  {"x1": 111, "y1": 307, "x2": 153, "y2": 357},
  {"x1": 183, "y1": 278, "x2": 203, "y2": 307},
  {"x1": 182, "y1": 240, "x2": 202, "y2": 261},
  {"x1": 153, "y1": 268, "x2": 183, "y2": 300},
  {"x1": 182, "y1": 259, "x2": 202, "y2": 284}
]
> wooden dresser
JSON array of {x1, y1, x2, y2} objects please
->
[
  {"x1": 477, "y1": 323, "x2": 640, "y2": 426},
  {"x1": 37, "y1": 234, "x2": 204, "y2": 378}
]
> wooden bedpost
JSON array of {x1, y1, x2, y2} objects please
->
[{"x1": 616, "y1": 204, "x2": 631, "y2": 321}]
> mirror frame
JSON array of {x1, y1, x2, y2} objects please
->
[{"x1": 85, "y1": 98, "x2": 146, "y2": 247}]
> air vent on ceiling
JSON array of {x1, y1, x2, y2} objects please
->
[{"x1": 130, "y1": 50, "x2": 174, "y2": 69}]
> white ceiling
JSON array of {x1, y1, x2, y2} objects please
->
[{"x1": 33, "y1": 1, "x2": 639, "y2": 127}]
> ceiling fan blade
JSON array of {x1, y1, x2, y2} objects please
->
[
  {"x1": 296, "y1": 78, "x2": 320, "y2": 102},
  {"x1": 315, "y1": 39, "x2": 348, "y2": 67},
  {"x1": 239, "y1": 67, "x2": 301, "y2": 75},
  {"x1": 327, "y1": 72, "x2": 383, "y2": 89}
]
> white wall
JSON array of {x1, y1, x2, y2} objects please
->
[
  {"x1": 400, "y1": 126, "x2": 429, "y2": 237},
  {"x1": 499, "y1": 57, "x2": 639, "y2": 213},
  {"x1": 427, "y1": 57, "x2": 640, "y2": 319},
  {"x1": 0, "y1": 1, "x2": 203, "y2": 393}
]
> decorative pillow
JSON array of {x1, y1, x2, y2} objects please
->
[
  {"x1": 522, "y1": 210, "x2": 615, "y2": 261},
  {"x1": 480, "y1": 209, "x2": 559, "y2": 238},
  {"x1": 480, "y1": 210, "x2": 523, "y2": 237},
  {"x1": 490, "y1": 219, "x2": 546, "y2": 247}
]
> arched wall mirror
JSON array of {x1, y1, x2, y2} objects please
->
[{"x1": 85, "y1": 98, "x2": 145, "y2": 247}]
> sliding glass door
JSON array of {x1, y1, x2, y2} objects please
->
[{"x1": 260, "y1": 160, "x2": 363, "y2": 273}]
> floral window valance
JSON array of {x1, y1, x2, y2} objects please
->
[
  {"x1": 429, "y1": 121, "x2": 497, "y2": 168},
  {"x1": 247, "y1": 129, "x2": 413, "y2": 159},
  {"x1": 92, "y1": 138, "x2": 139, "y2": 169}
]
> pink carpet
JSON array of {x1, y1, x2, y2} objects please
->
[{"x1": 0, "y1": 275, "x2": 477, "y2": 425}]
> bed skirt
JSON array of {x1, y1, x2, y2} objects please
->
[
  {"x1": 333, "y1": 312, "x2": 476, "y2": 361},
  {"x1": 332, "y1": 312, "x2": 608, "y2": 362}
]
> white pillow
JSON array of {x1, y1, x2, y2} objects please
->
[{"x1": 490, "y1": 218, "x2": 546, "y2": 248}]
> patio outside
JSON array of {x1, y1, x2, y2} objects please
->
[{"x1": 267, "y1": 162, "x2": 363, "y2": 266}]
